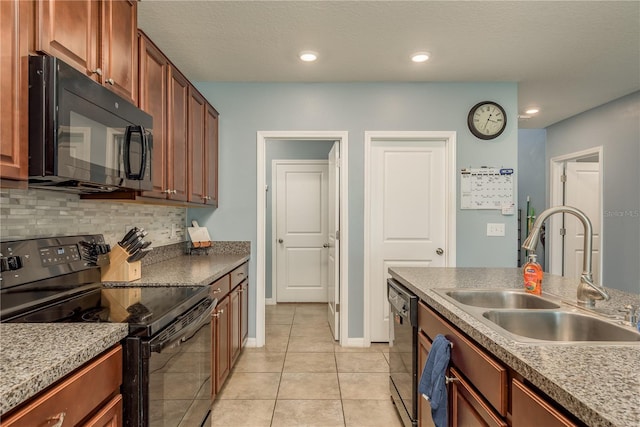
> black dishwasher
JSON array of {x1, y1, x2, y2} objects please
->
[{"x1": 388, "y1": 278, "x2": 419, "y2": 427}]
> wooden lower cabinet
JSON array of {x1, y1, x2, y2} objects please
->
[
  {"x1": 512, "y1": 379, "x2": 577, "y2": 427},
  {"x1": 418, "y1": 301, "x2": 583, "y2": 427},
  {"x1": 240, "y1": 280, "x2": 249, "y2": 343},
  {"x1": 83, "y1": 394, "x2": 123, "y2": 427},
  {"x1": 230, "y1": 285, "x2": 242, "y2": 365},
  {"x1": 450, "y1": 368, "x2": 507, "y2": 427},
  {"x1": 213, "y1": 294, "x2": 231, "y2": 394},
  {"x1": 1, "y1": 345, "x2": 122, "y2": 427}
]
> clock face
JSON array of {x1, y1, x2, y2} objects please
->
[{"x1": 468, "y1": 102, "x2": 507, "y2": 140}]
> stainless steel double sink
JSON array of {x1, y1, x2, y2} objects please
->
[{"x1": 433, "y1": 289, "x2": 640, "y2": 344}]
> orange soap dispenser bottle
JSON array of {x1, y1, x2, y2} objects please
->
[{"x1": 523, "y1": 253, "x2": 543, "y2": 295}]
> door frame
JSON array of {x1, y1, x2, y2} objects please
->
[
  {"x1": 549, "y1": 146, "x2": 603, "y2": 281},
  {"x1": 271, "y1": 159, "x2": 329, "y2": 303},
  {"x1": 257, "y1": 131, "x2": 349, "y2": 347},
  {"x1": 363, "y1": 131, "x2": 457, "y2": 346}
]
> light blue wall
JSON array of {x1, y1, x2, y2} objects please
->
[
  {"x1": 265, "y1": 140, "x2": 335, "y2": 300},
  {"x1": 545, "y1": 91, "x2": 640, "y2": 294},
  {"x1": 189, "y1": 82, "x2": 518, "y2": 339},
  {"x1": 518, "y1": 129, "x2": 547, "y2": 267}
]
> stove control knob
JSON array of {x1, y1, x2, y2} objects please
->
[{"x1": 1, "y1": 256, "x2": 23, "y2": 272}]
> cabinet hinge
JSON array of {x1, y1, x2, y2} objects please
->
[
  {"x1": 560, "y1": 228, "x2": 566, "y2": 236},
  {"x1": 560, "y1": 174, "x2": 567, "y2": 183},
  {"x1": 336, "y1": 303, "x2": 340, "y2": 313},
  {"x1": 335, "y1": 230, "x2": 340, "y2": 240}
]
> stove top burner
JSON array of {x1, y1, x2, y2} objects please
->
[
  {"x1": 80, "y1": 307, "x2": 110, "y2": 322},
  {"x1": 21, "y1": 307, "x2": 82, "y2": 323}
]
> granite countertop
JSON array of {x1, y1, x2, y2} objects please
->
[
  {"x1": 0, "y1": 323, "x2": 128, "y2": 416},
  {"x1": 389, "y1": 267, "x2": 640, "y2": 427},
  {"x1": 103, "y1": 253, "x2": 250, "y2": 287}
]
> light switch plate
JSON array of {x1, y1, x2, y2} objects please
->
[{"x1": 487, "y1": 223, "x2": 505, "y2": 236}]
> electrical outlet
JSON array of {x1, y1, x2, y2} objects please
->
[{"x1": 487, "y1": 223, "x2": 505, "y2": 237}]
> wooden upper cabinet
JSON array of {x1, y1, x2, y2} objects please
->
[
  {"x1": 0, "y1": 0, "x2": 30, "y2": 182},
  {"x1": 101, "y1": 0, "x2": 138, "y2": 104},
  {"x1": 167, "y1": 66, "x2": 189, "y2": 202},
  {"x1": 188, "y1": 88, "x2": 207, "y2": 203},
  {"x1": 35, "y1": 0, "x2": 138, "y2": 103},
  {"x1": 35, "y1": 0, "x2": 100, "y2": 80},
  {"x1": 205, "y1": 104, "x2": 220, "y2": 207},
  {"x1": 138, "y1": 31, "x2": 168, "y2": 199}
]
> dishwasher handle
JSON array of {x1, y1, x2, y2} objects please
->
[{"x1": 387, "y1": 278, "x2": 418, "y2": 326}]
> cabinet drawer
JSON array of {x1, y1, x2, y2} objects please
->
[
  {"x1": 230, "y1": 262, "x2": 248, "y2": 288},
  {"x1": 512, "y1": 379, "x2": 578, "y2": 427},
  {"x1": 210, "y1": 274, "x2": 230, "y2": 299},
  {"x1": 418, "y1": 301, "x2": 507, "y2": 416},
  {"x1": 2, "y1": 345, "x2": 122, "y2": 427},
  {"x1": 450, "y1": 368, "x2": 507, "y2": 427}
]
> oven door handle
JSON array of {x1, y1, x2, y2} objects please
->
[{"x1": 149, "y1": 297, "x2": 217, "y2": 352}]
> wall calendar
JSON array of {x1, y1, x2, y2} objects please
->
[{"x1": 460, "y1": 167, "x2": 514, "y2": 210}]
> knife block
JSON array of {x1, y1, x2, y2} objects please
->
[{"x1": 101, "y1": 245, "x2": 141, "y2": 282}]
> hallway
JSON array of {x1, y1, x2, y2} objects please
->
[{"x1": 209, "y1": 303, "x2": 403, "y2": 426}]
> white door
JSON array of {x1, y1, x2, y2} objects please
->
[
  {"x1": 369, "y1": 140, "x2": 448, "y2": 342},
  {"x1": 327, "y1": 143, "x2": 340, "y2": 340},
  {"x1": 564, "y1": 161, "x2": 601, "y2": 281},
  {"x1": 275, "y1": 161, "x2": 329, "y2": 302}
]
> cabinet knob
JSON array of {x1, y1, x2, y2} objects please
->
[
  {"x1": 172, "y1": 190, "x2": 178, "y2": 194},
  {"x1": 444, "y1": 376, "x2": 459, "y2": 384},
  {"x1": 162, "y1": 189, "x2": 172, "y2": 194},
  {"x1": 105, "y1": 78, "x2": 115, "y2": 85},
  {"x1": 91, "y1": 68, "x2": 103, "y2": 76},
  {"x1": 213, "y1": 288, "x2": 222, "y2": 294}
]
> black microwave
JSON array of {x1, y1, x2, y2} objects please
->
[{"x1": 28, "y1": 55, "x2": 153, "y2": 193}]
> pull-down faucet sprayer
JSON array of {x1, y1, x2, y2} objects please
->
[{"x1": 522, "y1": 206, "x2": 609, "y2": 308}]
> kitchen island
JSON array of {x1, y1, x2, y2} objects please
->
[{"x1": 389, "y1": 267, "x2": 640, "y2": 427}]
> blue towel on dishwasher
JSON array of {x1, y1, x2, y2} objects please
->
[{"x1": 418, "y1": 334, "x2": 451, "y2": 427}]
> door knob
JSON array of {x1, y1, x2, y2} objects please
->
[
  {"x1": 436, "y1": 248, "x2": 444, "y2": 256},
  {"x1": 278, "y1": 239, "x2": 284, "y2": 244},
  {"x1": 323, "y1": 243, "x2": 330, "y2": 248}
]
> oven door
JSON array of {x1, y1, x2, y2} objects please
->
[{"x1": 124, "y1": 297, "x2": 215, "y2": 427}]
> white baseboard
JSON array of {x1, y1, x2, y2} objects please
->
[
  {"x1": 342, "y1": 337, "x2": 367, "y2": 348},
  {"x1": 265, "y1": 298, "x2": 277, "y2": 305},
  {"x1": 245, "y1": 337, "x2": 258, "y2": 348}
]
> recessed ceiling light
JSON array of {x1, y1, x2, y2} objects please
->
[
  {"x1": 299, "y1": 51, "x2": 318, "y2": 62},
  {"x1": 525, "y1": 108, "x2": 540, "y2": 115},
  {"x1": 411, "y1": 52, "x2": 430, "y2": 63}
]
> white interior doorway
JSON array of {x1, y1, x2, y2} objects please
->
[
  {"x1": 549, "y1": 147, "x2": 603, "y2": 283},
  {"x1": 257, "y1": 131, "x2": 349, "y2": 348},
  {"x1": 272, "y1": 160, "x2": 329, "y2": 302},
  {"x1": 364, "y1": 131, "x2": 457, "y2": 345}
]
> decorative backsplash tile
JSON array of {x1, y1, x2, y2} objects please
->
[{"x1": 0, "y1": 189, "x2": 187, "y2": 248}]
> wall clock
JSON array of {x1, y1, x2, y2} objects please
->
[{"x1": 467, "y1": 101, "x2": 507, "y2": 140}]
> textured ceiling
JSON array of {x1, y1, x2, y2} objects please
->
[{"x1": 138, "y1": 1, "x2": 640, "y2": 128}]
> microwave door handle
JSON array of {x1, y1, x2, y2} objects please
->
[{"x1": 124, "y1": 125, "x2": 146, "y2": 180}]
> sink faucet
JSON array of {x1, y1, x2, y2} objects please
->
[{"x1": 522, "y1": 205, "x2": 610, "y2": 308}]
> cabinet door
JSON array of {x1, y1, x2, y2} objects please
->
[
  {"x1": 204, "y1": 104, "x2": 219, "y2": 206},
  {"x1": 214, "y1": 295, "x2": 230, "y2": 393},
  {"x1": 0, "y1": 0, "x2": 29, "y2": 182},
  {"x1": 417, "y1": 332, "x2": 436, "y2": 427},
  {"x1": 230, "y1": 285, "x2": 242, "y2": 365},
  {"x1": 167, "y1": 66, "x2": 189, "y2": 201},
  {"x1": 83, "y1": 394, "x2": 123, "y2": 427},
  {"x1": 240, "y1": 280, "x2": 249, "y2": 344},
  {"x1": 35, "y1": 0, "x2": 100, "y2": 79},
  {"x1": 188, "y1": 88, "x2": 207, "y2": 203},
  {"x1": 101, "y1": 0, "x2": 138, "y2": 104},
  {"x1": 138, "y1": 31, "x2": 168, "y2": 199},
  {"x1": 450, "y1": 368, "x2": 507, "y2": 427},
  {"x1": 512, "y1": 379, "x2": 577, "y2": 427}
]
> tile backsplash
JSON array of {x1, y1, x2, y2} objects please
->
[{"x1": 1, "y1": 189, "x2": 187, "y2": 247}]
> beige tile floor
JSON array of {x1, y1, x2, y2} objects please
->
[{"x1": 210, "y1": 303, "x2": 403, "y2": 427}]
